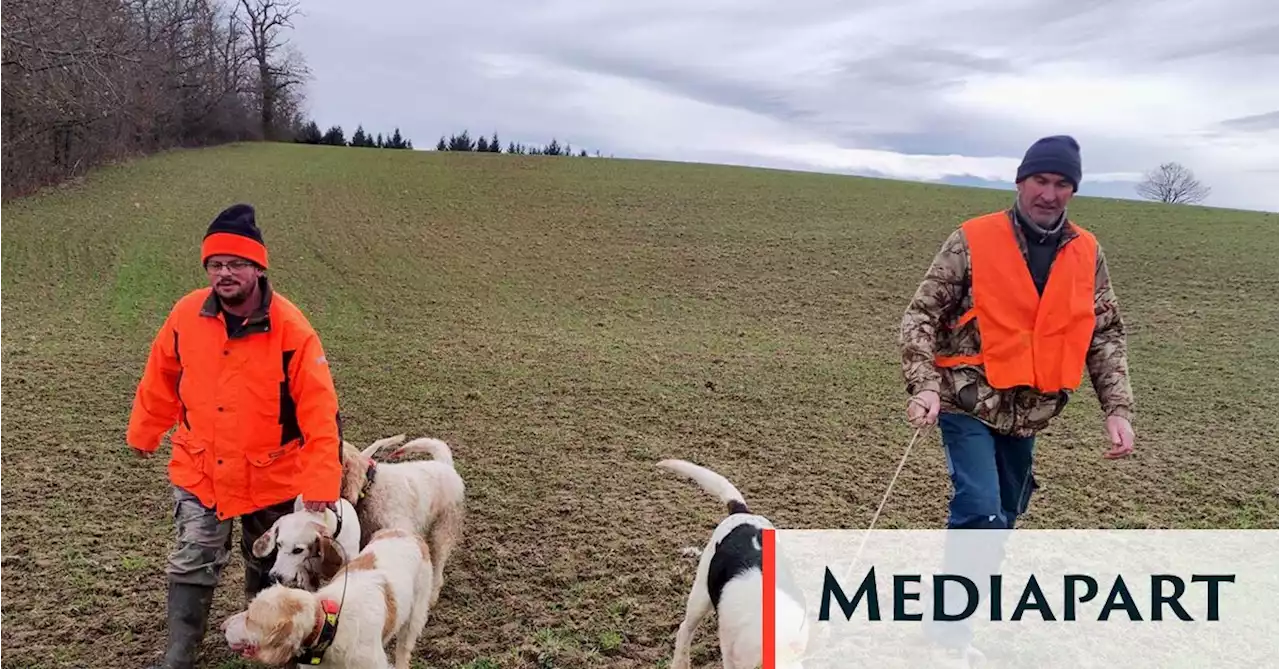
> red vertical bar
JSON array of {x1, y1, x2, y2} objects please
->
[{"x1": 762, "y1": 527, "x2": 776, "y2": 669}]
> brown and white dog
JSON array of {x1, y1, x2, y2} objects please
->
[
  {"x1": 340, "y1": 434, "x2": 466, "y2": 606},
  {"x1": 250, "y1": 495, "x2": 363, "y2": 592},
  {"x1": 222, "y1": 527, "x2": 434, "y2": 669}
]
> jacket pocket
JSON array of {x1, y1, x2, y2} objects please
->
[
  {"x1": 242, "y1": 367, "x2": 285, "y2": 450},
  {"x1": 950, "y1": 367, "x2": 999, "y2": 418},
  {"x1": 246, "y1": 440, "x2": 303, "y2": 503},
  {"x1": 168, "y1": 435, "x2": 209, "y2": 488},
  {"x1": 1017, "y1": 391, "x2": 1069, "y2": 430},
  {"x1": 246, "y1": 440, "x2": 300, "y2": 467}
]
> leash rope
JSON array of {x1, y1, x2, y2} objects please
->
[
  {"x1": 296, "y1": 501, "x2": 352, "y2": 665},
  {"x1": 335, "y1": 501, "x2": 350, "y2": 604},
  {"x1": 330, "y1": 500, "x2": 351, "y2": 631},
  {"x1": 804, "y1": 423, "x2": 928, "y2": 663},
  {"x1": 839, "y1": 423, "x2": 926, "y2": 586}
]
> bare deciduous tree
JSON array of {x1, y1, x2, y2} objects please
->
[
  {"x1": 236, "y1": 0, "x2": 308, "y2": 140},
  {"x1": 2, "y1": 0, "x2": 308, "y2": 198},
  {"x1": 1135, "y1": 162, "x2": 1212, "y2": 205}
]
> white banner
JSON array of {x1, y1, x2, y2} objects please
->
[{"x1": 766, "y1": 529, "x2": 1279, "y2": 668}]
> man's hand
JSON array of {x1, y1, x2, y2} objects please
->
[
  {"x1": 1103, "y1": 415, "x2": 1135, "y2": 459},
  {"x1": 302, "y1": 500, "x2": 335, "y2": 513},
  {"x1": 906, "y1": 390, "x2": 940, "y2": 428}
]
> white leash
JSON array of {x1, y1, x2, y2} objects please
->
[
  {"x1": 804, "y1": 422, "x2": 928, "y2": 664},
  {"x1": 838, "y1": 422, "x2": 927, "y2": 586},
  {"x1": 783, "y1": 416, "x2": 930, "y2": 665}
]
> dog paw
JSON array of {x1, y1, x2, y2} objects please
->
[{"x1": 678, "y1": 546, "x2": 702, "y2": 559}]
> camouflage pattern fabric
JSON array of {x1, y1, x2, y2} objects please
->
[{"x1": 899, "y1": 208, "x2": 1134, "y2": 437}]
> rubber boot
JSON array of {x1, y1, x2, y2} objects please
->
[{"x1": 147, "y1": 581, "x2": 216, "y2": 669}]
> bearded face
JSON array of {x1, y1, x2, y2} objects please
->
[{"x1": 204, "y1": 254, "x2": 263, "y2": 306}]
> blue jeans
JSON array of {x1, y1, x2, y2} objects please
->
[
  {"x1": 925, "y1": 412, "x2": 1038, "y2": 650},
  {"x1": 939, "y1": 411, "x2": 1037, "y2": 529}
]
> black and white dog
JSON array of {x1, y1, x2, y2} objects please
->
[{"x1": 658, "y1": 459, "x2": 810, "y2": 669}]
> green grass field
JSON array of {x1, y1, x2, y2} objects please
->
[{"x1": 3, "y1": 142, "x2": 1277, "y2": 668}]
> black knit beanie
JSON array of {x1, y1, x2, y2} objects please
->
[
  {"x1": 201, "y1": 203, "x2": 268, "y2": 268},
  {"x1": 1016, "y1": 135, "x2": 1082, "y2": 192}
]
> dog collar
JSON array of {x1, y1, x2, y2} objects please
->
[
  {"x1": 359, "y1": 460, "x2": 377, "y2": 501},
  {"x1": 324, "y1": 507, "x2": 344, "y2": 539},
  {"x1": 294, "y1": 599, "x2": 341, "y2": 665}
]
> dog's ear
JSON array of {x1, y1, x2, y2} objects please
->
[
  {"x1": 339, "y1": 456, "x2": 366, "y2": 506},
  {"x1": 239, "y1": 595, "x2": 301, "y2": 667},
  {"x1": 341, "y1": 440, "x2": 366, "y2": 464},
  {"x1": 363, "y1": 433, "x2": 407, "y2": 459},
  {"x1": 252, "y1": 517, "x2": 285, "y2": 558},
  {"x1": 316, "y1": 535, "x2": 346, "y2": 584},
  {"x1": 292, "y1": 494, "x2": 307, "y2": 513},
  {"x1": 254, "y1": 616, "x2": 300, "y2": 667}
]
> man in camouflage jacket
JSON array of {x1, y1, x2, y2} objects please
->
[
  {"x1": 901, "y1": 135, "x2": 1137, "y2": 528},
  {"x1": 901, "y1": 135, "x2": 1137, "y2": 667},
  {"x1": 900, "y1": 211, "x2": 1136, "y2": 438}
]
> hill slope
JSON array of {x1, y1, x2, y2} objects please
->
[{"x1": 3, "y1": 142, "x2": 1277, "y2": 668}]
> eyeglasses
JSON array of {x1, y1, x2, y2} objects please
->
[{"x1": 206, "y1": 260, "x2": 257, "y2": 273}]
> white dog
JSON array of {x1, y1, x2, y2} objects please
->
[
  {"x1": 657, "y1": 459, "x2": 811, "y2": 669},
  {"x1": 340, "y1": 434, "x2": 465, "y2": 605},
  {"x1": 252, "y1": 495, "x2": 363, "y2": 592},
  {"x1": 222, "y1": 527, "x2": 434, "y2": 669}
]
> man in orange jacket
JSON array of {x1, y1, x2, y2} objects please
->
[
  {"x1": 899, "y1": 136, "x2": 1136, "y2": 666},
  {"x1": 127, "y1": 203, "x2": 344, "y2": 669}
]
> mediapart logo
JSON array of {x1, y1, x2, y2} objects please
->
[
  {"x1": 760, "y1": 529, "x2": 1279, "y2": 669},
  {"x1": 817, "y1": 567, "x2": 1236, "y2": 623}
]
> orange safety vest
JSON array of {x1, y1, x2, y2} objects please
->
[
  {"x1": 935, "y1": 211, "x2": 1098, "y2": 393},
  {"x1": 127, "y1": 280, "x2": 343, "y2": 520}
]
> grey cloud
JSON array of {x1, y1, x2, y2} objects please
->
[
  {"x1": 534, "y1": 41, "x2": 1024, "y2": 148},
  {"x1": 1218, "y1": 111, "x2": 1280, "y2": 133},
  {"x1": 826, "y1": 46, "x2": 1015, "y2": 92},
  {"x1": 518, "y1": 0, "x2": 899, "y2": 42},
  {"x1": 533, "y1": 47, "x2": 818, "y2": 126},
  {"x1": 950, "y1": 1, "x2": 1277, "y2": 77},
  {"x1": 1157, "y1": 23, "x2": 1279, "y2": 63}
]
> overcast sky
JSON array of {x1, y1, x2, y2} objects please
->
[{"x1": 291, "y1": 0, "x2": 1279, "y2": 212}]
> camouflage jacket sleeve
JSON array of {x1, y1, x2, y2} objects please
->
[
  {"x1": 899, "y1": 228, "x2": 969, "y2": 396},
  {"x1": 1085, "y1": 243, "x2": 1135, "y2": 419}
]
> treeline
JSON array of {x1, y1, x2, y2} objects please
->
[
  {"x1": 294, "y1": 122, "x2": 413, "y2": 149},
  {"x1": 2, "y1": 0, "x2": 314, "y2": 199},
  {"x1": 434, "y1": 130, "x2": 600, "y2": 157}
]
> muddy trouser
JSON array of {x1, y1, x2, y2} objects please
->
[
  {"x1": 923, "y1": 411, "x2": 1037, "y2": 652},
  {"x1": 166, "y1": 485, "x2": 296, "y2": 598},
  {"x1": 154, "y1": 486, "x2": 295, "y2": 668}
]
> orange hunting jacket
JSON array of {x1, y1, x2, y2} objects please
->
[{"x1": 127, "y1": 278, "x2": 343, "y2": 520}]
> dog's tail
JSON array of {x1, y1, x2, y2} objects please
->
[
  {"x1": 390, "y1": 437, "x2": 454, "y2": 468},
  {"x1": 657, "y1": 459, "x2": 750, "y2": 516},
  {"x1": 361, "y1": 434, "x2": 408, "y2": 459}
]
